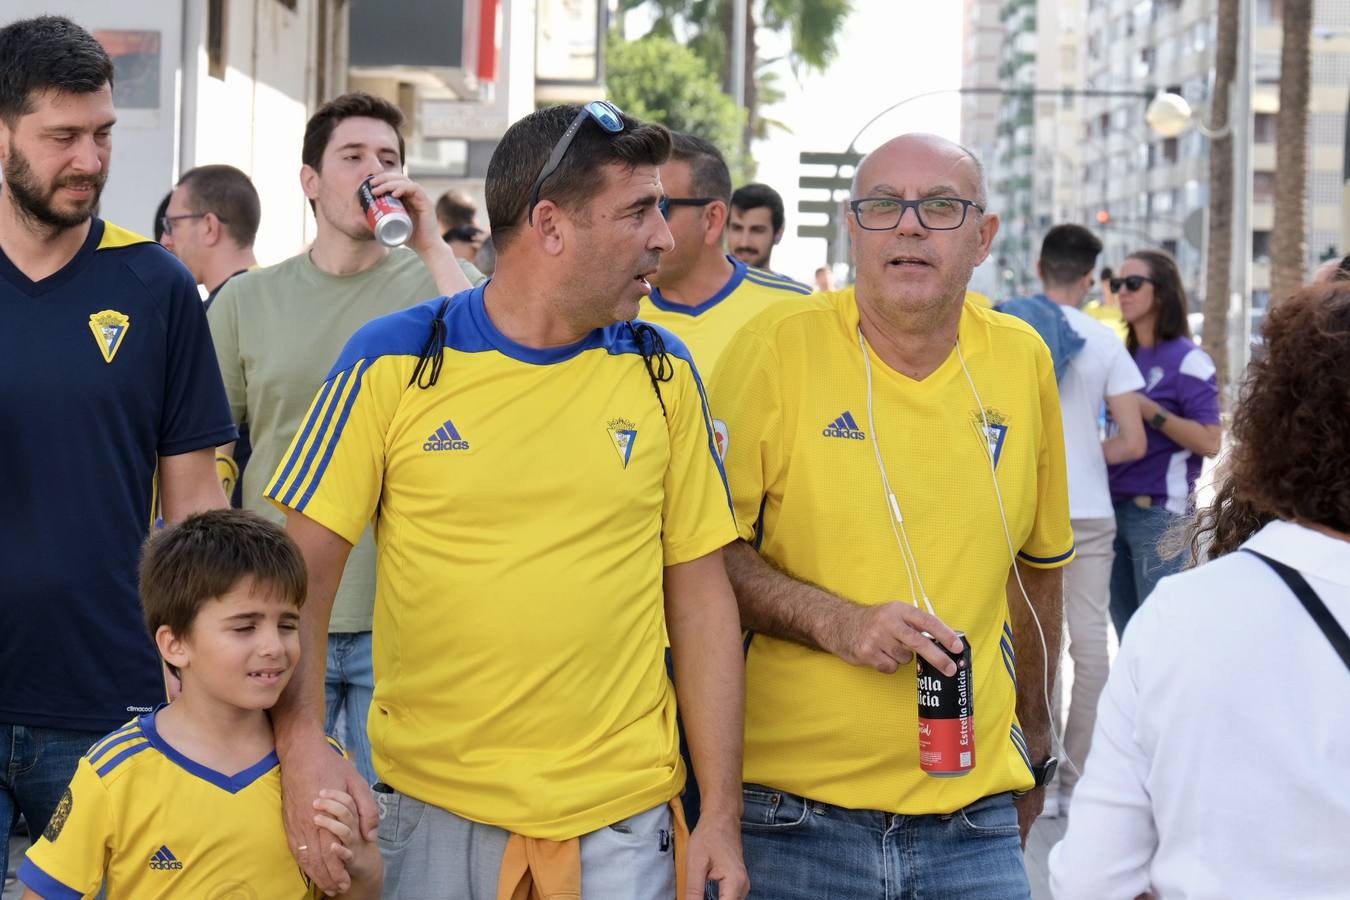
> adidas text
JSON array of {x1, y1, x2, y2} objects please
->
[
  {"x1": 822, "y1": 426, "x2": 866, "y2": 440},
  {"x1": 423, "y1": 439, "x2": 470, "y2": 452}
]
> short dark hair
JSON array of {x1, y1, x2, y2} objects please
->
[
  {"x1": 0, "y1": 16, "x2": 113, "y2": 125},
  {"x1": 731, "y1": 182, "x2": 785, "y2": 234},
  {"x1": 436, "y1": 189, "x2": 476, "y2": 230},
  {"x1": 301, "y1": 91, "x2": 404, "y2": 172},
  {"x1": 178, "y1": 164, "x2": 261, "y2": 248},
  {"x1": 669, "y1": 132, "x2": 731, "y2": 203},
  {"x1": 153, "y1": 191, "x2": 172, "y2": 243},
  {"x1": 1125, "y1": 249, "x2": 1192, "y2": 353},
  {"x1": 1038, "y1": 224, "x2": 1103, "y2": 288},
  {"x1": 139, "y1": 509, "x2": 307, "y2": 647},
  {"x1": 486, "y1": 104, "x2": 671, "y2": 252}
]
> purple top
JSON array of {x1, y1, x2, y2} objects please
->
[{"x1": 1107, "y1": 337, "x2": 1221, "y2": 514}]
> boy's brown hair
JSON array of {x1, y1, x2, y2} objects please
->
[{"x1": 139, "y1": 509, "x2": 307, "y2": 641}]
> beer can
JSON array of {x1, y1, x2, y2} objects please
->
[
  {"x1": 916, "y1": 630, "x2": 975, "y2": 777},
  {"x1": 358, "y1": 176, "x2": 413, "y2": 247}
]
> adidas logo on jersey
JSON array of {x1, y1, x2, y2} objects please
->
[
  {"x1": 822, "y1": 411, "x2": 866, "y2": 440},
  {"x1": 423, "y1": 419, "x2": 470, "y2": 452},
  {"x1": 149, "y1": 845, "x2": 183, "y2": 871}
]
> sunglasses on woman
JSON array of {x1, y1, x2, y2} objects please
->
[{"x1": 1110, "y1": 275, "x2": 1154, "y2": 293}]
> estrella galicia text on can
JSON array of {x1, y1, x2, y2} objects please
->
[
  {"x1": 916, "y1": 630, "x2": 975, "y2": 777},
  {"x1": 358, "y1": 176, "x2": 413, "y2": 247}
]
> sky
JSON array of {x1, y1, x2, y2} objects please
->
[{"x1": 751, "y1": 1, "x2": 966, "y2": 283}]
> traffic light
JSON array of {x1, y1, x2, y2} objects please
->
[{"x1": 1096, "y1": 209, "x2": 1111, "y2": 225}]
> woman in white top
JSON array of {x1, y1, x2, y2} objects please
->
[{"x1": 1048, "y1": 284, "x2": 1350, "y2": 900}]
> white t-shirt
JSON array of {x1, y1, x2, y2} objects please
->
[
  {"x1": 1057, "y1": 304, "x2": 1144, "y2": 519},
  {"x1": 1048, "y1": 520, "x2": 1350, "y2": 899}
]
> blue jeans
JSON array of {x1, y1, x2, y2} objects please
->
[
  {"x1": 1, "y1": 725, "x2": 104, "y2": 885},
  {"x1": 1109, "y1": 499, "x2": 1184, "y2": 637},
  {"x1": 740, "y1": 785, "x2": 1029, "y2": 899},
  {"x1": 325, "y1": 632, "x2": 375, "y2": 785}
]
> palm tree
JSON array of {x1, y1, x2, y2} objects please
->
[
  {"x1": 1202, "y1": 0, "x2": 1238, "y2": 401},
  {"x1": 1269, "y1": 0, "x2": 1313, "y2": 306},
  {"x1": 619, "y1": 0, "x2": 852, "y2": 153}
]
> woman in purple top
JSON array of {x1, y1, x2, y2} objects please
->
[{"x1": 1106, "y1": 250, "x2": 1223, "y2": 635}]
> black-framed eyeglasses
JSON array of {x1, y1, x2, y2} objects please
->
[
  {"x1": 161, "y1": 212, "x2": 226, "y2": 236},
  {"x1": 848, "y1": 197, "x2": 984, "y2": 232},
  {"x1": 1110, "y1": 275, "x2": 1155, "y2": 293},
  {"x1": 658, "y1": 197, "x2": 716, "y2": 220},
  {"x1": 527, "y1": 100, "x2": 626, "y2": 223}
]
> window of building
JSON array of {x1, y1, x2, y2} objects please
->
[
  {"x1": 1256, "y1": 0, "x2": 1283, "y2": 25},
  {"x1": 207, "y1": 0, "x2": 226, "y2": 80},
  {"x1": 1162, "y1": 137, "x2": 1179, "y2": 164},
  {"x1": 1252, "y1": 230, "x2": 1272, "y2": 262},
  {"x1": 1254, "y1": 113, "x2": 1276, "y2": 144},
  {"x1": 1253, "y1": 171, "x2": 1275, "y2": 203}
]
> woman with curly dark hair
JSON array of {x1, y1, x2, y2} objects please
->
[
  {"x1": 1049, "y1": 285, "x2": 1350, "y2": 899},
  {"x1": 1105, "y1": 250, "x2": 1222, "y2": 635}
]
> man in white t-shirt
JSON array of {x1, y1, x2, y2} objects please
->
[{"x1": 1000, "y1": 224, "x2": 1147, "y2": 812}]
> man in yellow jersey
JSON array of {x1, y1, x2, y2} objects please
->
[
  {"x1": 711, "y1": 133, "x2": 1074, "y2": 898},
  {"x1": 266, "y1": 102, "x2": 750, "y2": 900},
  {"x1": 641, "y1": 133, "x2": 810, "y2": 382}
]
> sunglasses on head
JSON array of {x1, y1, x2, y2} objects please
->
[
  {"x1": 527, "y1": 100, "x2": 626, "y2": 223},
  {"x1": 1110, "y1": 275, "x2": 1154, "y2": 293}
]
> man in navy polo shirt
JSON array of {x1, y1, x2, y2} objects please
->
[{"x1": 0, "y1": 15, "x2": 234, "y2": 881}]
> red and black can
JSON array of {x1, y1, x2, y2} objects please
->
[
  {"x1": 357, "y1": 176, "x2": 413, "y2": 247},
  {"x1": 916, "y1": 630, "x2": 975, "y2": 777}
]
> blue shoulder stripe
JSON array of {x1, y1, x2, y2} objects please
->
[
  {"x1": 295, "y1": 358, "x2": 375, "y2": 512},
  {"x1": 326, "y1": 292, "x2": 466, "y2": 379},
  {"x1": 1008, "y1": 727, "x2": 1033, "y2": 772},
  {"x1": 745, "y1": 271, "x2": 812, "y2": 294},
  {"x1": 86, "y1": 722, "x2": 140, "y2": 760},
  {"x1": 96, "y1": 740, "x2": 152, "y2": 777},
  {"x1": 88, "y1": 728, "x2": 145, "y2": 765}
]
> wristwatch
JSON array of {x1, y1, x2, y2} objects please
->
[
  {"x1": 1030, "y1": 756, "x2": 1058, "y2": 789},
  {"x1": 1149, "y1": 411, "x2": 1168, "y2": 429}
]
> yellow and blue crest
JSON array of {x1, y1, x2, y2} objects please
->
[
  {"x1": 606, "y1": 417, "x2": 637, "y2": 469},
  {"x1": 88, "y1": 309, "x2": 130, "y2": 363}
]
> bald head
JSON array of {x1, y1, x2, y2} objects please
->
[{"x1": 851, "y1": 133, "x2": 987, "y2": 207}]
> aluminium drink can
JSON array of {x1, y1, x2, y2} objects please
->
[
  {"x1": 358, "y1": 176, "x2": 413, "y2": 247},
  {"x1": 916, "y1": 630, "x2": 975, "y2": 777}
]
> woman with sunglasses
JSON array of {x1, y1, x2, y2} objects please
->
[
  {"x1": 1048, "y1": 284, "x2": 1350, "y2": 900},
  {"x1": 1105, "y1": 250, "x2": 1222, "y2": 635}
]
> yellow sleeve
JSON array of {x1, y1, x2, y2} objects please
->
[
  {"x1": 1017, "y1": 345, "x2": 1076, "y2": 568},
  {"x1": 659, "y1": 354, "x2": 738, "y2": 565},
  {"x1": 265, "y1": 355, "x2": 407, "y2": 544},
  {"x1": 708, "y1": 328, "x2": 784, "y2": 543},
  {"x1": 20, "y1": 758, "x2": 112, "y2": 898}
]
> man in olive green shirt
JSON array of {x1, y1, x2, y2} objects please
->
[{"x1": 208, "y1": 92, "x2": 481, "y2": 782}]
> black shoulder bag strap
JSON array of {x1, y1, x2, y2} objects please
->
[{"x1": 1243, "y1": 549, "x2": 1350, "y2": 673}]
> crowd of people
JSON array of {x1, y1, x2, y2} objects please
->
[{"x1": 2, "y1": 13, "x2": 1347, "y2": 900}]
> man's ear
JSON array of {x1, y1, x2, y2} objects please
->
[
  {"x1": 203, "y1": 212, "x2": 226, "y2": 247},
  {"x1": 299, "y1": 164, "x2": 320, "y2": 203},
  {"x1": 705, "y1": 200, "x2": 729, "y2": 247},
  {"x1": 773, "y1": 227, "x2": 784, "y2": 246},
  {"x1": 531, "y1": 200, "x2": 569, "y2": 257}
]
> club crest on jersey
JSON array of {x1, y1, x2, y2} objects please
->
[
  {"x1": 607, "y1": 417, "x2": 638, "y2": 469},
  {"x1": 88, "y1": 309, "x2": 130, "y2": 363},
  {"x1": 972, "y1": 407, "x2": 1009, "y2": 468},
  {"x1": 44, "y1": 788, "x2": 72, "y2": 841},
  {"x1": 712, "y1": 418, "x2": 729, "y2": 460}
]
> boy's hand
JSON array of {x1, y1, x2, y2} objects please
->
[{"x1": 313, "y1": 789, "x2": 383, "y2": 897}]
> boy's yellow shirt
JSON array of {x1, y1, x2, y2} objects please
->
[{"x1": 20, "y1": 711, "x2": 336, "y2": 899}]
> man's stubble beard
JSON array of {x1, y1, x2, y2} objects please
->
[{"x1": 3, "y1": 143, "x2": 105, "y2": 232}]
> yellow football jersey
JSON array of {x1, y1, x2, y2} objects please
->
[
  {"x1": 267, "y1": 285, "x2": 737, "y2": 839},
  {"x1": 639, "y1": 258, "x2": 810, "y2": 382},
  {"x1": 710, "y1": 287, "x2": 1074, "y2": 815},
  {"x1": 20, "y1": 713, "x2": 322, "y2": 899}
]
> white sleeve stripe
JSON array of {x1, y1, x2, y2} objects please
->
[{"x1": 1180, "y1": 347, "x2": 1217, "y2": 380}]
